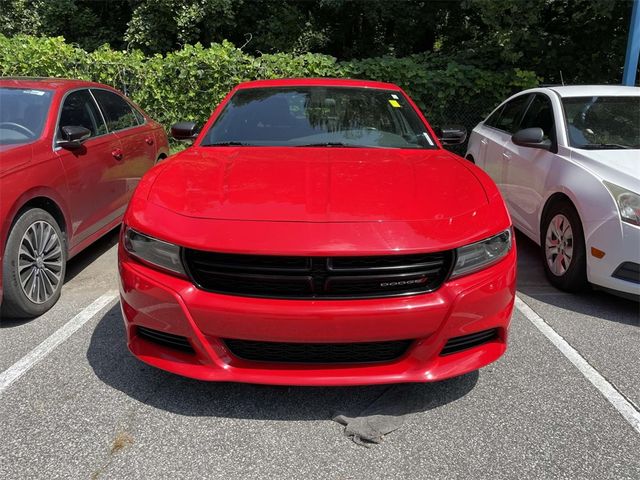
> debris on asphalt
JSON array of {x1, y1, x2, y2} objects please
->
[{"x1": 333, "y1": 384, "x2": 424, "y2": 446}]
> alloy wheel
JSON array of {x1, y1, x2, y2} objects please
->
[{"x1": 18, "y1": 220, "x2": 63, "y2": 304}]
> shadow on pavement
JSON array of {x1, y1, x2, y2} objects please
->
[
  {"x1": 87, "y1": 304, "x2": 479, "y2": 422},
  {"x1": 515, "y1": 230, "x2": 639, "y2": 327},
  {"x1": 64, "y1": 227, "x2": 119, "y2": 283}
]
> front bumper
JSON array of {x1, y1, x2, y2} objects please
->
[
  {"x1": 118, "y1": 246, "x2": 516, "y2": 386},
  {"x1": 586, "y1": 218, "x2": 640, "y2": 296}
]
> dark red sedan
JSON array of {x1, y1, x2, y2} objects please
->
[
  {"x1": 119, "y1": 78, "x2": 516, "y2": 386},
  {"x1": 0, "y1": 77, "x2": 169, "y2": 318}
]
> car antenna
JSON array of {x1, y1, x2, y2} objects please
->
[{"x1": 559, "y1": 71, "x2": 565, "y2": 86}]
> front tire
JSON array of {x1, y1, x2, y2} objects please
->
[
  {"x1": 541, "y1": 201, "x2": 588, "y2": 292},
  {"x1": 1, "y1": 208, "x2": 67, "y2": 319}
]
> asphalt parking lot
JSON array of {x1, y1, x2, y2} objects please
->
[{"x1": 1, "y1": 230, "x2": 639, "y2": 480}]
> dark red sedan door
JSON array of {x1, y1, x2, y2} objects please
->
[
  {"x1": 54, "y1": 88, "x2": 125, "y2": 248},
  {"x1": 90, "y1": 89, "x2": 156, "y2": 202}
]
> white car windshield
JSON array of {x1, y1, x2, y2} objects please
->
[{"x1": 562, "y1": 96, "x2": 640, "y2": 150}]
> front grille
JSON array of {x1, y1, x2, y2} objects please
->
[
  {"x1": 224, "y1": 339, "x2": 412, "y2": 363},
  {"x1": 183, "y1": 250, "x2": 453, "y2": 299},
  {"x1": 612, "y1": 262, "x2": 640, "y2": 284},
  {"x1": 440, "y1": 329, "x2": 498, "y2": 356},
  {"x1": 137, "y1": 326, "x2": 194, "y2": 353}
]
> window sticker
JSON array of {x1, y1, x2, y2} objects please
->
[
  {"x1": 391, "y1": 94, "x2": 399, "y2": 99},
  {"x1": 23, "y1": 90, "x2": 46, "y2": 96},
  {"x1": 389, "y1": 99, "x2": 401, "y2": 108}
]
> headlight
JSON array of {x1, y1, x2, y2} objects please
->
[
  {"x1": 603, "y1": 181, "x2": 640, "y2": 226},
  {"x1": 123, "y1": 227, "x2": 186, "y2": 276},
  {"x1": 450, "y1": 228, "x2": 513, "y2": 279}
]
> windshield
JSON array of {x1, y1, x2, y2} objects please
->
[
  {"x1": 201, "y1": 86, "x2": 436, "y2": 149},
  {"x1": 0, "y1": 87, "x2": 53, "y2": 145},
  {"x1": 562, "y1": 96, "x2": 640, "y2": 150}
]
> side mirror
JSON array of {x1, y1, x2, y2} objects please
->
[
  {"x1": 512, "y1": 127, "x2": 552, "y2": 150},
  {"x1": 171, "y1": 121, "x2": 199, "y2": 141},
  {"x1": 434, "y1": 126, "x2": 467, "y2": 145},
  {"x1": 58, "y1": 125, "x2": 91, "y2": 149}
]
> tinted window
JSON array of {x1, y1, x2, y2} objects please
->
[
  {"x1": 132, "y1": 107, "x2": 145, "y2": 125},
  {"x1": 58, "y1": 89, "x2": 106, "y2": 138},
  {"x1": 0, "y1": 87, "x2": 53, "y2": 145},
  {"x1": 494, "y1": 95, "x2": 531, "y2": 133},
  {"x1": 201, "y1": 87, "x2": 437, "y2": 149},
  {"x1": 91, "y1": 89, "x2": 139, "y2": 132},
  {"x1": 520, "y1": 94, "x2": 555, "y2": 141},
  {"x1": 563, "y1": 96, "x2": 640, "y2": 149},
  {"x1": 485, "y1": 106, "x2": 504, "y2": 127}
]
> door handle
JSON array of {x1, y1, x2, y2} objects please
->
[
  {"x1": 502, "y1": 151, "x2": 512, "y2": 160},
  {"x1": 145, "y1": 136, "x2": 154, "y2": 145},
  {"x1": 112, "y1": 148, "x2": 124, "y2": 161},
  {"x1": 481, "y1": 138, "x2": 488, "y2": 145}
]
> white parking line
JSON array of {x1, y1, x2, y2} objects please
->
[
  {"x1": 0, "y1": 292, "x2": 118, "y2": 395},
  {"x1": 515, "y1": 295, "x2": 640, "y2": 435}
]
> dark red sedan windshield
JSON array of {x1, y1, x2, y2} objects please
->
[
  {"x1": 0, "y1": 87, "x2": 53, "y2": 145},
  {"x1": 201, "y1": 87, "x2": 436, "y2": 149}
]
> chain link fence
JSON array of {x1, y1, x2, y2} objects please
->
[{"x1": 425, "y1": 101, "x2": 494, "y2": 156}]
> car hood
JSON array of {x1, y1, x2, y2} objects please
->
[
  {"x1": 147, "y1": 147, "x2": 488, "y2": 222},
  {"x1": 570, "y1": 148, "x2": 640, "y2": 192}
]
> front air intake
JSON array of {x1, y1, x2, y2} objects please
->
[
  {"x1": 612, "y1": 262, "x2": 640, "y2": 284},
  {"x1": 224, "y1": 339, "x2": 412, "y2": 363},
  {"x1": 137, "y1": 326, "x2": 195, "y2": 353},
  {"x1": 440, "y1": 329, "x2": 498, "y2": 356}
]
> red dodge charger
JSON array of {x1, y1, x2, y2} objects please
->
[
  {"x1": 118, "y1": 78, "x2": 516, "y2": 386},
  {"x1": 0, "y1": 78, "x2": 169, "y2": 318}
]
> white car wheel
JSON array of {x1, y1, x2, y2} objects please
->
[
  {"x1": 540, "y1": 201, "x2": 588, "y2": 292},
  {"x1": 545, "y1": 214, "x2": 574, "y2": 276}
]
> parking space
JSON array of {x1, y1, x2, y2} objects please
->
[{"x1": 1, "y1": 230, "x2": 639, "y2": 479}]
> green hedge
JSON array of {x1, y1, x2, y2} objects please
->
[{"x1": 0, "y1": 34, "x2": 539, "y2": 135}]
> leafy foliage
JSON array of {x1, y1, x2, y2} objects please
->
[
  {"x1": 443, "y1": 0, "x2": 634, "y2": 84},
  {"x1": 1, "y1": 0, "x2": 633, "y2": 86},
  {"x1": 0, "y1": 0, "x2": 131, "y2": 51},
  {"x1": 0, "y1": 34, "x2": 538, "y2": 137}
]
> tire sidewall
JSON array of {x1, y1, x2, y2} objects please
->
[{"x1": 2, "y1": 208, "x2": 67, "y2": 318}]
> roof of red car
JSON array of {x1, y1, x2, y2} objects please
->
[
  {"x1": 0, "y1": 77, "x2": 115, "y2": 91},
  {"x1": 236, "y1": 78, "x2": 402, "y2": 90}
]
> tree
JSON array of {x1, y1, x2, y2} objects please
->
[
  {"x1": 1, "y1": 0, "x2": 634, "y2": 84},
  {"x1": 125, "y1": 0, "x2": 237, "y2": 53},
  {"x1": 441, "y1": 0, "x2": 633, "y2": 84},
  {"x1": 0, "y1": 0, "x2": 131, "y2": 50}
]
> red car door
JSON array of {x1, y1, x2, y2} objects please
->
[
  {"x1": 54, "y1": 89, "x2": 125, "y2": 248},
  {"x1": 91, "y1": 89, "x2": 156, "y2": 203}
]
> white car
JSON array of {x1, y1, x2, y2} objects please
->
[{"x1": 466, "y1": 85, "x2": 639, "y2": 297}]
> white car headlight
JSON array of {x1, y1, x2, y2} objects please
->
[
  {"x1": 603, "y1": 181, "x2": 640, "y2": 226},
  {"x1": 450, "y1": 228, "x2": 513, "y2": 279},
  {"x1": 123, "y1": 227, "x2": 186, "y2": 276}
]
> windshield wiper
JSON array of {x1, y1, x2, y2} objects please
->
[
  {"x1": 202, "y1": 141, "x2": 254, "y2": 147},
  {"x1": 295, "y1": 142, "x2": 370, "y2": 148},
  {"x1": 582, "y1": 143, "x2": 631, "y2": 150}
]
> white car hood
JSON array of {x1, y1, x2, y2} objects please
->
[{"x1": 570, "y1": 149, "x2": 640, "y2": 192}]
